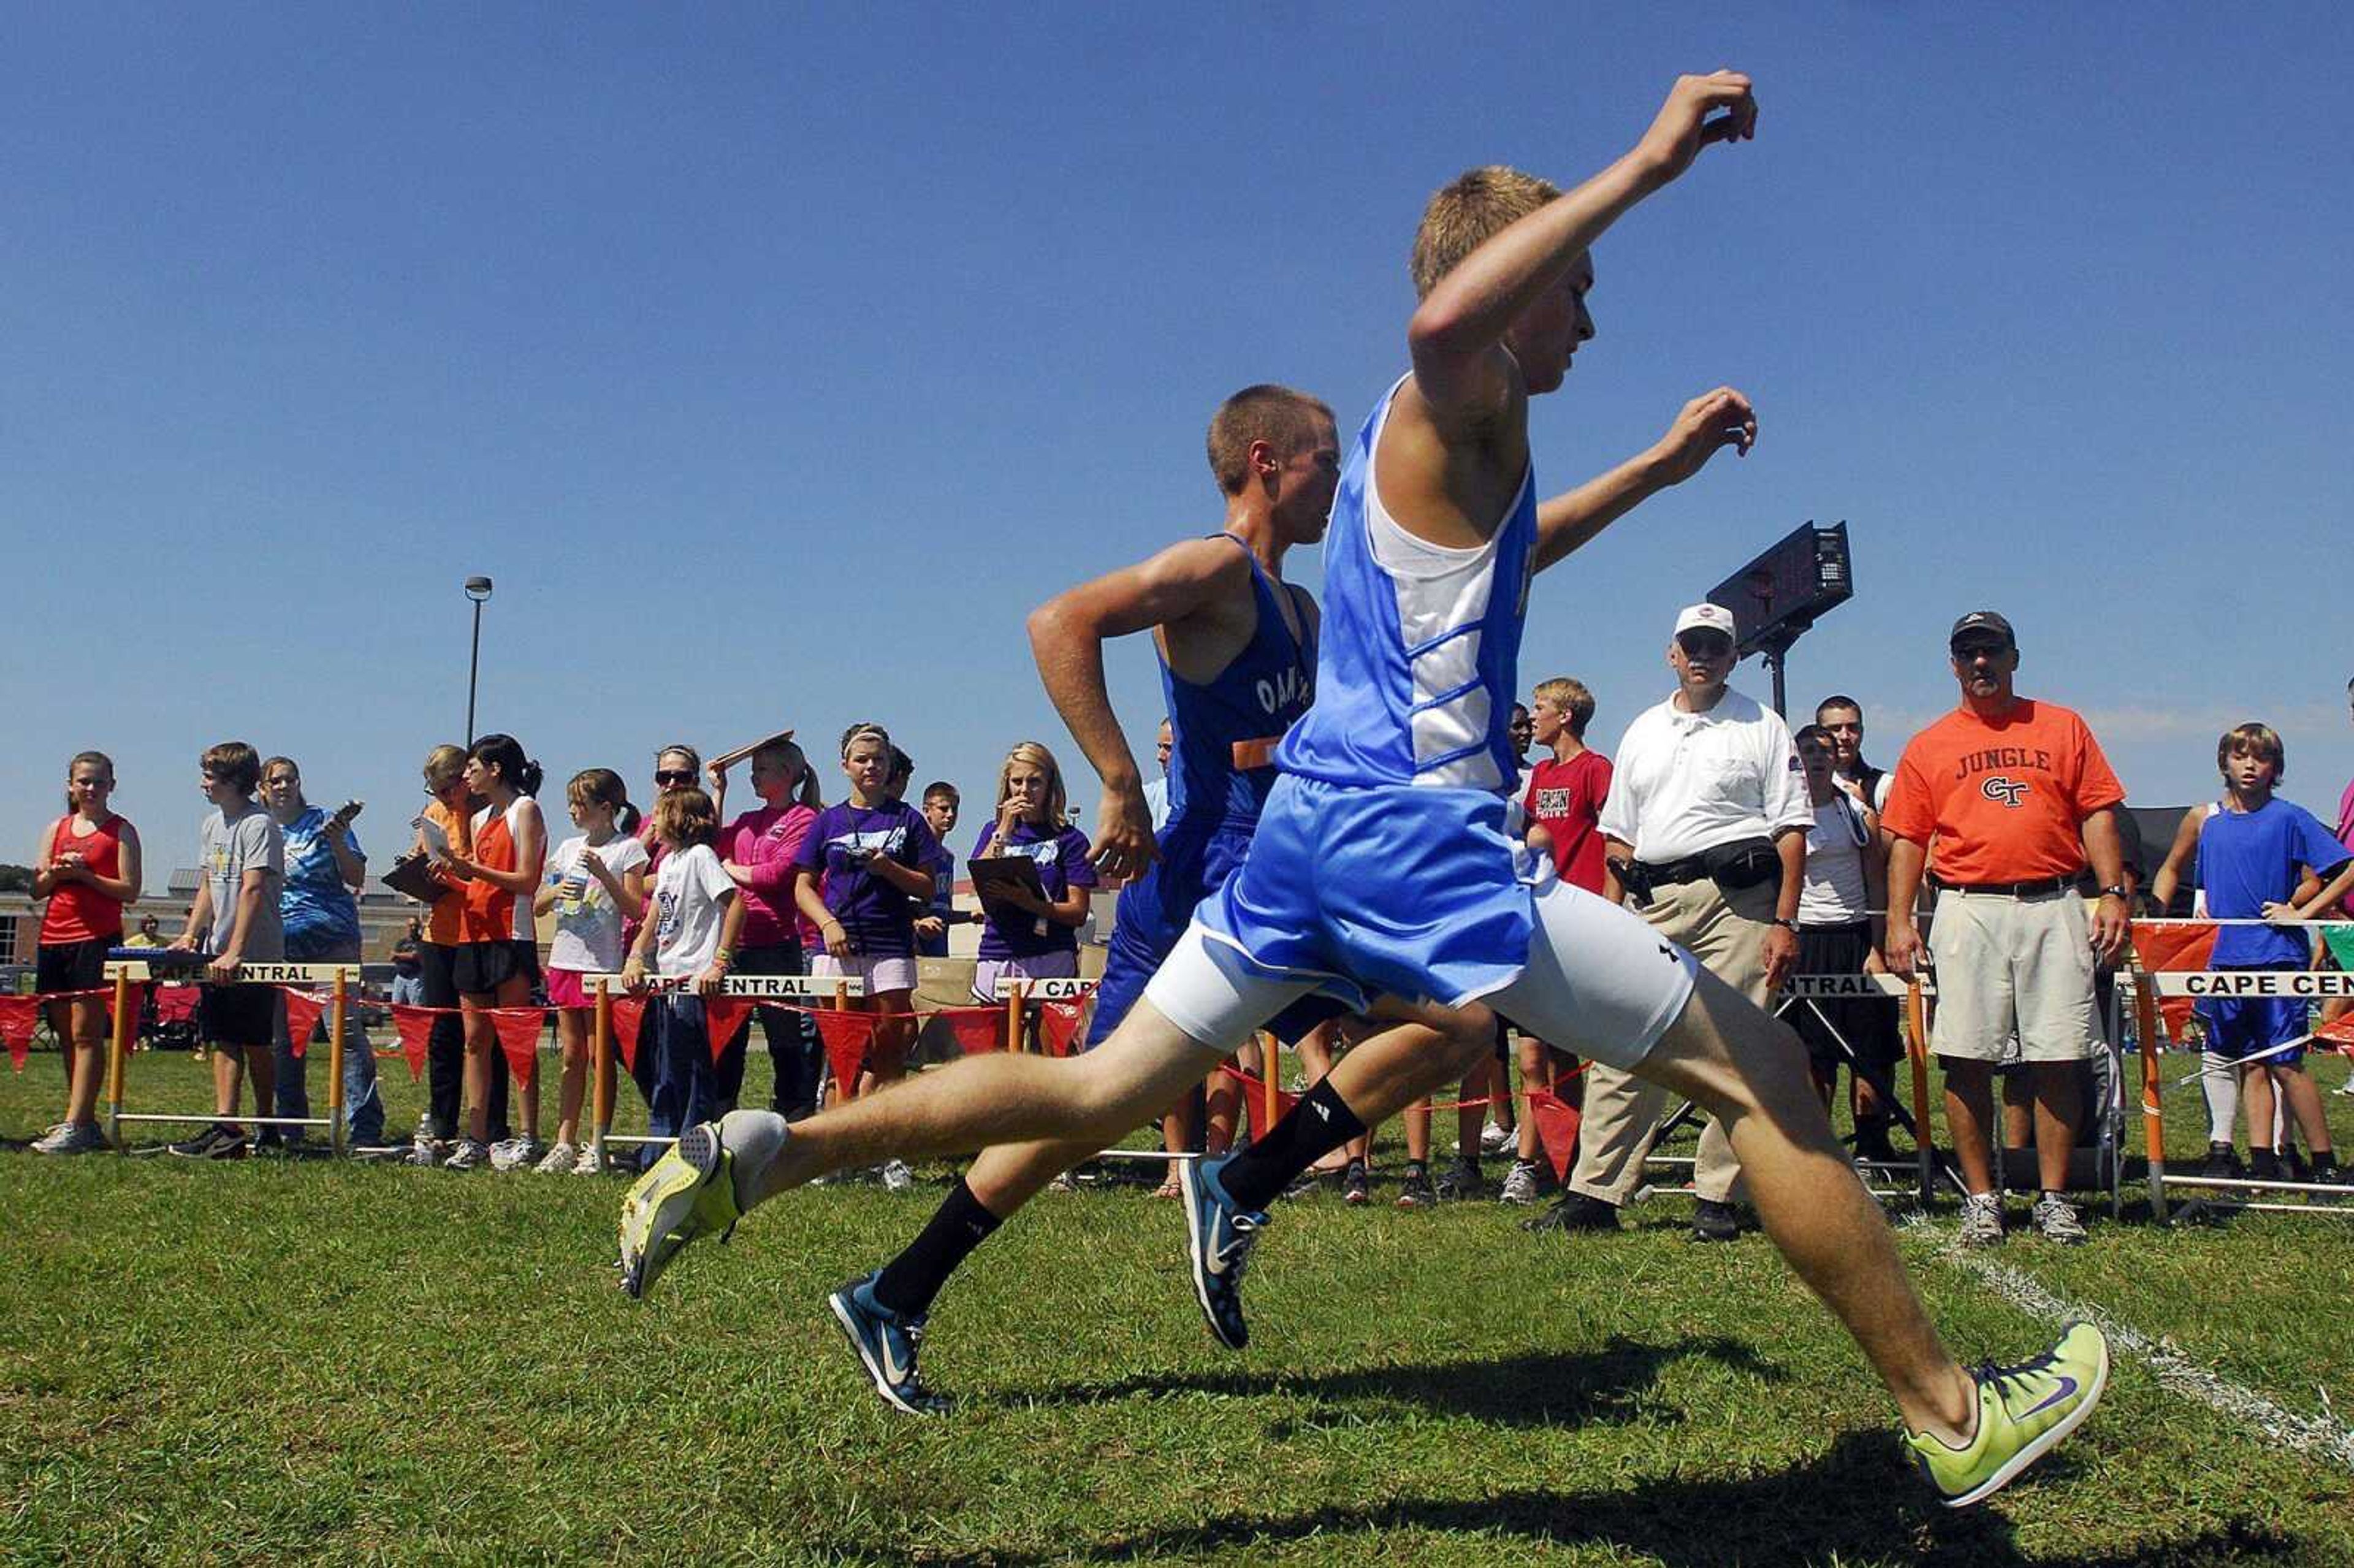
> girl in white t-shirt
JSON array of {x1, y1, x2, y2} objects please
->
[
  {"x1": 531, "y1": 769, "x2": 650, "y2": 1173},
  {"x1": 622, "y1": 788, "x2": 745, "y2": 1157}
]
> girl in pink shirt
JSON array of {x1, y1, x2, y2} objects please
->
[{"x1": 708, "y1": 736, "x2": 824, "y2": 1114}]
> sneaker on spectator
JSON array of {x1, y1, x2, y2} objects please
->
[
  {"x1": 443, "y1": 1138, "x2": 490, "y2": 1172},
  {"x1": 1498, "y1": 1159, "x2": 1544, "y2": 1206},
  {"x1": 1959, "y1": 1192, "x2": 2006, "y2": 1247},
  {"x1": 167, "y1": 1122, "x2": 248, "y2": 1160},
  {"x1": 1525, "y1": 1190, "x2": 1619, "y2": 1233},
  {"x1": 571, "y1": 1143, "x2": 604, "y2": 1176},
  {"x1": 882, "y1": 1159, "x2": 915, "y2": 1193},
  {"x1": 1479, "y1": 1120, "x2": 1513, "y2": 1157},
  {"x1": 2247, "y1": 1147, "x2": 2283, "y2": 1184},
  {"x1": 32, "y1": 1121, "x2": 108, "y2": 1155},
  {"x1": 1394, "y1": 1162, "x2": 1434, "y2": 1209},
  {"x1": 489, "y1": 1137, "x2": 542, "y2": 1173},
  {"x1": 2200, "y1": 1142, "x2": 2242, "y2": 1182},
  {"x1": 2030, "y1": 1193, "x2": 2086, "y2": 1246},
  {"x1": 1341, "y1": 1159, "x2": 1370, "y2": 1206},
  {"x1": 533, "y1": 1141, "x2": 581, "y2": 1174},
  {"x1": 1048, "y1": 1170, "x2": 1079, "y2": 1194},
  {"x1": 2283, "y1": 1144, "x2": 2313, "y2": 1185},
  {"x1": 1690, "y1": 1197, "x2": 1740, "y2": 1243},
  {"x1": 1434, "y1": 1157, "x2": 1484, "y2": 1202}
]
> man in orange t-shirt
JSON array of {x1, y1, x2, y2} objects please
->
[{"x1": 1882, "y1": 611, "x2": 2130, "y2": 1248}]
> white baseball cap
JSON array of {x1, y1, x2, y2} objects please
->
[{"x1": 1672, "y1": 603, "x2": 1737, "y2": 639}]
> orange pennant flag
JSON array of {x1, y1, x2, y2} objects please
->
[
  {"x1": 390, "y1": 1005, "x2": 435, "y2": 1083},
  {"x1": 939, "y1": 1007, "x2": 1004, "y2": 1057},
  {"x1": 703, "y1": 997, "x2": 753, "y2": 1065},
  {"x1": 1221, "y1": 1068, "x2": 1299, "y2": 1144},
  {"x1": 1525, "y1": 1089, "x2": 1583, "y2": 1184},
  {"x1": 491, "y1": 1008, "x2": 545, "y2": 1086},
  {"x1": 281, "y1": 991, "x2": 327, "y2": 1060},
  {"x1": 2131, "y1": 921, "x2": 2220, "y2": 1041},
  {"x1": 0, "y1": 996, "x2": 38, "y2": 1071},
  {"x1": 1039, "y1": 1000, "x2": 1087, "y2": 1059},
  {"x1": 609, "y1": 997, "x2": 648, "y2": 1075},
  {"x1": 813, "y1": 1008, "x2": 879, "y2": 1097}
]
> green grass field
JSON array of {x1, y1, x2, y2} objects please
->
[{"x1": 5, "y1": 1043, "x2": 2352, "y2": 1566}]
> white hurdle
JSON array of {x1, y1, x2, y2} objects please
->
[{"x1": 103, "y1": 959, "x2": 362, "y2": 1154}]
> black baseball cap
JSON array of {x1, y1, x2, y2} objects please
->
[{"x1": 1948, "y1": 611, "x2": 2016, "y2": 649}]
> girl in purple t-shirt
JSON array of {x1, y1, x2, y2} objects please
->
[
  {"x1": 793, "y1": 724, "x2": 940, "y2": 1112},
  {"x1": 968, "y1": 742, "x2": 1096, "y2": 1045}
]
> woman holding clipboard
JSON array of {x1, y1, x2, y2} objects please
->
[{"x1": 967, "y1": 742, "x2": 1096, "y2": 1048}]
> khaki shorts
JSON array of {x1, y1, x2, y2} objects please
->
[{"x1": 1929, "y1": 889, "x2": 2096, "y2": 1064}]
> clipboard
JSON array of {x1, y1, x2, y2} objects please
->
[
  {"x1": 967, "y1": 855, "x2": 1048, "y2": 911},
  {"x1": 383, "y1": 853, "x2": 448, "y2": 904},
  {"x1": 709, "y1": 727, "x2": 796, "y2": 772}
]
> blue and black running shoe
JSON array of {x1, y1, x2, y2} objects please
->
[{"x1": 1180, "y1": 1153, "x2": 1268, "y2": 1350}]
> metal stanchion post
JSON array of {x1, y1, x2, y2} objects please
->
[
  {"x1": 1905, "y1": 979, "x2": 1935, "y2": 1204},
  {"x1": 107, "y1": 971, "x2": 133, "y2": 1152},
  {"x1": 2134, "y1": 973, "x2": 2168, "y2": 1222},
  {"x1": 1260, "y1": 1032, "x2": 1279, "y2": 1143},
  {"x1": 592, "y1": 980, "x2": 612, "y2": 1172},
  {"x1": 327, "y1": 972, "x2": 349, "y2": 1156}
]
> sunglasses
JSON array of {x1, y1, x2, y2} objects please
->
[{"x1": 654, "y1": 769, "x2": 696, "y2": 786}]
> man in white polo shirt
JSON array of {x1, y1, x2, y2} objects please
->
[{"x1": 1538, "y1": 603, "x2": 1812, "y2": 1242}]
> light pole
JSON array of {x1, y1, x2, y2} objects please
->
[{"x1": 463, "y1": 576, "x2": 493, "y2": 743}]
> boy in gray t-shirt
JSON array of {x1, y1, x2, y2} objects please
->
[{"x1": 167, "y1": 742, "x2": 288, "y2": 1159}]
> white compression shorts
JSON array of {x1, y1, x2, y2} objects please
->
[{"x1": 1143, "y1": 875, "x2": 1697, "y2": 1070}]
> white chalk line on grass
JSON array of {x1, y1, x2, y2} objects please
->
[{"x1": 1900, "y1": 1214, "x2": 2354, "y2": 1475}]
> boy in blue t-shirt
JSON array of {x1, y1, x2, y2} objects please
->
[{"x1": 2152, "y1": 723, "x2": 2354, "y2": 1183}]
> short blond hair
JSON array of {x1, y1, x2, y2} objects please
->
[
  {"x1": 1531, "y1": 676, "x2": 1594, "y2": 739},
  {"x1": 1411, "y1": 166, "x2": 1564, "y2": 299},
  {"x1": 1206, "y1": 384, "x2": 1334, "y2": 497}
]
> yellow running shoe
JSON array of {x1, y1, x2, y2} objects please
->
[
  {"x1": 617, "y1": 1124, "x2": 741, "y2": 1300},
  {"x1": 1906, "y1": 1321, "x2": 2110, "y2": 1507}
]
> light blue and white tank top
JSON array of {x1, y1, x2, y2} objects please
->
[{"x1": 1277, "y1": 376, "x2": 1536, "y2": 794}]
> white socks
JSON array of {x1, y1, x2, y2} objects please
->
[{"x1": 2200, "y1": 1052, "x2": 2238, "y2": 1144}]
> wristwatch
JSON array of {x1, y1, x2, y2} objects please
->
[
  {"x1": 1773, "y1": 917, "x2": 1800, "y2": 933},
  {"x1": 2099, "y1": 885, "x2": 2129, "y2": 902}
]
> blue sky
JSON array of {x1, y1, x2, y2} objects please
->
[{"x1": 7, "y1": 6, "x2": 2351, "y2": 875}]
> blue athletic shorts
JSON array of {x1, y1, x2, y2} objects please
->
[
  {"x1": 2198, "y1": 986, "x2": 2309, "y2": 1064},
  {"x1": 1197, "y1": 774, "x2": 1536, "y2": 1011},
  {"x1": 1087, "y1": 815, "x2": 1338, "y2": 1048}
]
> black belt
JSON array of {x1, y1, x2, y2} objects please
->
[
  {"x1": 1929, "y1": 873, "x2": 2076, "y2": 897},
  {"x1": 1634, "y1": 855, "x2": 1712, "y2": 889}
]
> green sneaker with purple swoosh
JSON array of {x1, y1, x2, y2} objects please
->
[{"x1": 1906, "y1": 1322, "x2": 2110, "y2": 1507}]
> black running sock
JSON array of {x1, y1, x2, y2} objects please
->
[
  {"x1": 1219, "y1": 1080, "x2": 1368, "y2": 1211},
  {"x1": 870, "y1": 1178, "x2": 1003, "y2": 1317}
]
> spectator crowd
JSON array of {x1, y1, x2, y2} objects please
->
[{"x1": 15, "y1": 636, "x2": 2354, "y2": 1246}]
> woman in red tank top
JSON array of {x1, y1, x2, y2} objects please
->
[
  {"x1": 31, "y1": 752, "x2": 143, "y2": 1153},
  {"x1": 434, "y1": 733, "x2": 547, "y2": 1168}
]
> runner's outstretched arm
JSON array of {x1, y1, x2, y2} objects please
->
[
  {"x1": 1532, "y1": 388, "x2": 1759, "y2": 571},
  {"x1": 1408, "y1": 71, "x2": 1758, "y2": 425}
]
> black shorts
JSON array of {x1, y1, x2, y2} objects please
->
[
  {"x1": 1789, "y1": 921, "x2": 1901, "y2": 1073},
  {"x1": 200, "y1": 983, "x2": 279, "y2": 1049},
  {"x1": 452, "y1": 939, "x2": 541, "y2": 997},
  {"x1": 36, "y1": 936, "x2": 116, "y2": 995}
]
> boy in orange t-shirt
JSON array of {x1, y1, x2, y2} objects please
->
[{"x1": 1882, "y1": 611, "x2": 2131, "y2": 1247}]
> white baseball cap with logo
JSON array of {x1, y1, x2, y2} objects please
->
[{"x1": 1672, "y1": 603, "x2": 1737, "y2": 639}]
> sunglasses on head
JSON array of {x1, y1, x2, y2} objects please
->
[{"x1": 655, "y1": 769, "x2": 696, "y2": 786}]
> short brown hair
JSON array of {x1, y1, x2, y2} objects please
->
[
  {"x1": 651, "y1": 786, "x2": 720, "y2": 850},
  {"x1": 2217, "y1": 723, "x2": 2285, "y2": 780},
  {"x1": 201, "y1": 741, "x2": 261, "y2": 795},
  {"x1": 1530, "y1": 676, "x2": 1594, "y2": 739},
  {"x1": 1411, "y1": 166, "x2": 1564, "y2": 299},
  {"x1": 1206, "y1": 384, "x2": 1334, "y2": 496}
]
